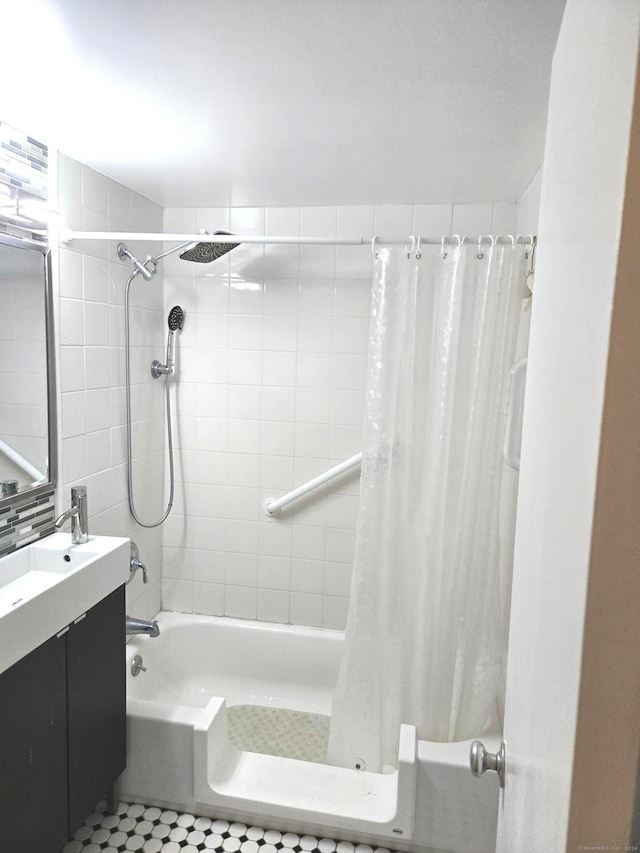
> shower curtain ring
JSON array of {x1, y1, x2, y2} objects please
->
[
  {"x1": 371, "y1": 236, "x2": 379, "y2": 259},
  {"x1": 477, "y1": 236, "x2": 484, "y2": 260},
  {"x1": 407, "y1": 236, "x2": 416, "y2": 259},
  {"x1": 415, "y1": 236, "x2": 422, "y2": 259},
  {"x1": 441, "y1": 236, "x2": 448, "y2": 258}
]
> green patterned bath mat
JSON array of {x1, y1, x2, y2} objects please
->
[{"x1": 226, "y1": 705, "x2": 330, "y2": 764}]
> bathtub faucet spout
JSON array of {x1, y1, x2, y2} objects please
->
[{"x1": 126, "y1": 615, "x2": 160, "y2": 638}]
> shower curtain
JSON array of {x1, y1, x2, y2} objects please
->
[{"x1": 328, "y1": 240, "x2": 527, "y2": 773}]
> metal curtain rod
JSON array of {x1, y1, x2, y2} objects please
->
[{"x1": 61, "y1": 230, "x2": 535, "y2": 248}]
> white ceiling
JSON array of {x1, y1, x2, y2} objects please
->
[{"x1": 1, "y1": 0, "x2": 565, "y2": 208}]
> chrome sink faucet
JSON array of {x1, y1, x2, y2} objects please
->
[{"x1": 54, "y1": 485, "x2": 89, "y2": 544}]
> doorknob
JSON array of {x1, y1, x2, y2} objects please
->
[{"x1": 469, "y1": 740, "x2": 506, "y2": 788}]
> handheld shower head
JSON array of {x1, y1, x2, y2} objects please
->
[
  {"x1": 165, "y1": 305, "x2": 184, "y2": 374},
  {"x1": 168, "y1": 305, "x2": 185, "y2": 331},
  {"x1": 179, "y1": 230, "x2": 239, "y2": 263}
]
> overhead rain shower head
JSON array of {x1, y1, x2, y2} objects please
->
[{"x1": 179, "y1": 230, "x2": 239, "y2": 263}]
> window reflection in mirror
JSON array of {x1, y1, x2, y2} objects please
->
[{"x1": 0, "y1": 234, "x2": 55, "y2": 502}]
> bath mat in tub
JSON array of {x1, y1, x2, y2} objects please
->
[{"x1": 227, "y1": 705, "x2": 330, "y2": 764}]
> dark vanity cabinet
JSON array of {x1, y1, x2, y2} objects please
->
[{"x1": 0, "y1": 585, "x2": 126, "y2": 853}]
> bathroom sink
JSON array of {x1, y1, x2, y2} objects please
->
[{"x1": 0, "y1": 532, "x2": 130, "y2": 675}]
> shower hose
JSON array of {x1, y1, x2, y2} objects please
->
[{"x1": 124, "y1": 271, "x2": 175, "y2": 527}]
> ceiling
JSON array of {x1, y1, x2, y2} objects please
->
[{"x1": 1, "y1": 0, "x2": 565, "y2": 208}]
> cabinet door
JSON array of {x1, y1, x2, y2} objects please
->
[
  {"x1": 0, "y1": 631, "x2": 68, "y2": 853},
  {"x1": 67, "y1": 585, "x2": 126, "y2": 831}
]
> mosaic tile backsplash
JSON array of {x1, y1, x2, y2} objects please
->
[{"x1": 0, "y1": 489, "x2": 55, "y2": 557}]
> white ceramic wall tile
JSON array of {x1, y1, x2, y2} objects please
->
[
  {"x1": 450, "y1": 202, "x2": 494, "y2": 236},
  {"x1": 491, "y1": 202, "x2": 518, "y2": 235},
  {"x1": 374, "y1": 204, "x2": 413, "y2": 236},
  {"x1": 411, "y1": 204, "x2": 453, "y2": 236},
  {"x1": 160, "y1": 201, "x2": 506, "y2": 628},
  {"x1": 57, "y1": 156, "x2": 165, "y2": 624}
]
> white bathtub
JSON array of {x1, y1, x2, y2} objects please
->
[{"x1": 118, "y1": 612, "x2": 500, "y2": 853}]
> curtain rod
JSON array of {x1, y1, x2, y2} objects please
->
[{"x1": 60, "y1": 230, "x2": 535, "y2": 248}]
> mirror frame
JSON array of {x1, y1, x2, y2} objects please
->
[{"x1": 0, "y1": 231, "x2": 57, "y2": 508}]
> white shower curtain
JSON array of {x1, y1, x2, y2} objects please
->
[{"x1": 328, "y1": 241, "x2": 527, "y2": 773}]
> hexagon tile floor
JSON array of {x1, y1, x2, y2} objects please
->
[{"x1": 61, "y1": 801, "x2": 399, "y2": 853}]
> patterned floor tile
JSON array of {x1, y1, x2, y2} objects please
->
[{"x1": 60, "y1": 802, "x2": 397, "y2": 853}]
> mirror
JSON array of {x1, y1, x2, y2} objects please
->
[{"x1": 0, "y1": 232, "x2": 56, "y2": 504}]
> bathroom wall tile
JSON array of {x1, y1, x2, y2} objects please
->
[
  {"x1": 57, "y1": 154, "x2": 82, "y2": 205},
  {"x1": 226, "y1": 519, "x2": 260, "y2": 553},
  {"x1": 330, "y1": 390, "x2": 364, "y2": 426},
  {"x1": 226, "y1": 486, "x2": 260, "y2": 522},
  {"x1": 261, "y1": 386, "x2": 296, "y2": 422},
  {"x1": 323, "y1": 560, "x2": 353, "y2": 596},
  {"x1": 59, "y1": 298, "x2": 85, "y2": 345},
  {"x1": 228, "y1": 385, "x2": 261, "y2": 420},
  {"x1": 451, "y1": 202, "x2": 494, "y2": 236},
  {"x1": 159, "y1": 201, "x2": 511, "y2": 626},
  {"x1": 332, "y1": 317, "x2": 369, "y2": 354},
  {"x1": 62, "y1": 435, "x2": 87, "y2": 485},
  {"x1": 323, "y1": 595, "x2": 349, "y2": 630},
  {"x1": 193, "y1": 582, "x2": 225, "y2": 616},
  {"x1": 85, "y1": 346, "x2": 111, "y2": 389},
  {"x1": 192, "y1": 548, "x2": 226, "y2": 584},
  {"x1": 61, "y1": 390, "x2": 86, "y2": 439},
  {"x1": 228, "y1": 350, "x2": 262, "y2": 385},
  {"x1": 297, "y1": 315, "x2": 333, "y2": 353},
  {"x1": 229, "y1": 208, "x2": 265, "y2": 280},
  {"x1": 84, "y1": 301, "x2": 110, "y2": 346},
  {"x1": 226, "y1": 551, "x2": 259, "y2": 586},
  {"x1": 225, "y1": 584, "x2": 257, "y2": 619},
  {"x1": 325, "y1": 528, "x2": 356, "y2": 563},
  {"x1": 298, "y1": 279, "x2": 335, "y2": 316},
  {"x1": 258, "y1": 555, "x2": 291, "y2": 590},
  {"x1": 263, "y1": 279, "x2": 299, "y2": 315},
  {"x1": 260, "y1": 421, "x2": 295, "y2": 457},
  {"x1": 334, "y1": 279, "x2": 371, "y2": 317},
  {"x1": 291, "y1": 524, "x2": 326, "y2": 561},
  {"x1": 229, "y1": 315, "x2": 263, "y2": 350},
  {"x1": 491, "y1": 202, "x2": 517, "y2": 235},
  {"x1": 86, "y1": 429, "x2": 111, "y2": 476},
  {"x1": 296, "y1": 353, "x2": 331, "y2": 388},
  {"x1": 374, "y1": 204, "x2": 413, "y2": 236},
  {"x1": 81, "y1": 207, "x2": 109, "y2": 260},
  {"x1": 336, "y1": 205, "x2": 374, "y2": 279},
  {"x1": 59, "y1": 249, "x2": 83, "y2": 299},
  {"x1": 295, "y1": 388, "x2": 331, "y2": 424},
  {"x1": 290, "y1": 592, "x2": 323, "y2": 628},
  {"x1": 264, "y1": 207, "x2": 300, "y2": 279},
  {"x1": 260, "y1": 458, "x2": 295, "y2": 496},
  {"x1": 195, "y1": 278, "x2": 229, "y2": 314},
  {"x1": 263, "y1": 315, "x2": 297, "y2": 351},
  {"x1": 162, "y1": 579, "x2": 193, "y2": 612},
  {"x1": 294, "y1": 422, "x2": 329, "y2": 458},
  {"x1": 259, "y1": 521, "x2": 292, "y2": 557},
  {"x1": 226, "y1": 452, "x2": 260, "y2": 488},
  {"x1": 291, "y1": 558, "x2": 325, "y2": 594},
  {"x1": 59, "y1": 346, "x2": 85, "y2": 392},
  {"x1": 257, "y1": 588, "x2": 290, "y2": 623},
  {"x1": 82, "y1": 165, "x2": 108, "y2": 215},
  {"x1": 108, "y1": 180, "x2": 131, "y2": 225},
  {"x1": 330, "y1": 354, "x2": 367, "y2": 391},
  {"x1": 229, "y1": 282, "x2": 264, "y2": 315}
]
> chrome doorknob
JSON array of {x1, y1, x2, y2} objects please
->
[{"x1": 470, "y1": 740, "x2": 506, "y2": 788}]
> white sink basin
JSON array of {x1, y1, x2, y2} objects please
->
[{"x1": 0, "y1": 532, "x2": 130, "y2": 675}]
